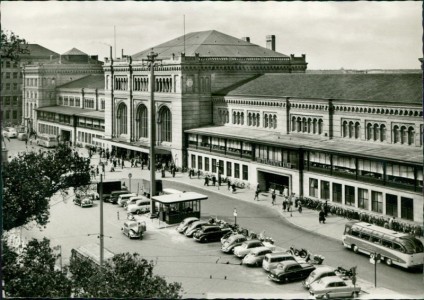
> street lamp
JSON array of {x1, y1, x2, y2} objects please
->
[
  {"x1": 128, "y1": 172, "x2": 132, "y2": 193},
  {"x1": 233, "y1": 208, "x2": 237, "y2": 226}
]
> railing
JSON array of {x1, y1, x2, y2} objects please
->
[{"x1": 255, "y1": 158, "x2": 294, "y2": 169}]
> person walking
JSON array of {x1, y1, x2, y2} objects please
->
[
  {"x1": 227, "y1": 178, "x2": 231, "y2": 191},
  {"x1": 271, "y1": 189, "x2": 276, "y2": 205},
  {"x1": 212, "y1": 175, "x2": 216, "y2": 186},
  {"x1": 254, "y1": 189, "x2": 259, "y2": 201},
  {"x1": 298, "y1": 200, "x2": 302, "y2": 213},
  {"x1": 189, "y1": 169, "x2": 192, "y2": 179},
  {"x1": 204, "y1": 176, "x2": 209, "y2": 186},
  {"x1": 319, "y1": 209, "x2": 326, "y2": 224},
  {"x1": 197, "y1": 169, "x2": 200, "y2": 179},
  {"x1": 232, "y1": 183, "x2": 236, "y2": 193}
]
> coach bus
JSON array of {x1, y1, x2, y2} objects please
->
[
  {"x1": 36, "y1": 134, "x2": 58, "y2": 148},
  {"x1": 342, "y1": 221, "x2": 424, "y2": 269}
]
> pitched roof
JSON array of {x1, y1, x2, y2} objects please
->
[
  {"x1": 62, "y1": 48, "x2": 88, "y2": 55},
  {"x1": 57, "y1": 74, "x2": 105, "y2": 89},
  {"x1": 26, "y1": 44, "x2": 59, "y2": 57},
  {"x1": 36, "y1": 105, "x2": 104, "y2": 119},
  {"x1": 132, "y1": 30, "x2": 288, "y2": 60},
  {"x1": 220, "y1": 73, "x2": 422, "y2": 104}
]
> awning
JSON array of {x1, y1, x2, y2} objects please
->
[{"x1": 93, "y1": 138, "x2": 172, "y2": 155}]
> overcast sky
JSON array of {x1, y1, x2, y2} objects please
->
[{"x1": 2, "y1": 1, "x2": 422, "y2": 69}]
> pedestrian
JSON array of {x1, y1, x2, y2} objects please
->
[
  {"x1": 319, "y1": 209, "x2": 326, "y2": 224},
  {"x1": 189, "y1": 169, "x2": 192, "y2": 179},
  {"x1": 271, "y1": 189, "x2": 276, "y2": 205},
  {"x1": 232, "y1": 183, "x2": 236, "y2": 193},
  {"x1": 96, "y1": 166, "x2": 99, "y2": 176},
  {"x1": 204, "y1": 176, "x2": 209, "y2": 186},
  {"x1": 25, "y1": 139, "x2": 28, "y2": 147},
  {"x1": 212, "y1": 175, "x2": 216, "y2": 186},
  {"x1": 131, "y1": 158, "x2": 134, "y2": 167},
  {"x1": 197, "y1": 169, "x2": 200, "y2": 179},
  {"x1": 172, "y1": 167, "x2": 176, "y2": 178},
  {"x1": 298, "y1": 200, "x2": 302, "y2": 213},
  {"x1": 102, "y1": 163, "x2": 105, "y2": 173},
  {"x1": 254, "y1": 189, "x2": 259, "y2": 201},
  {"x1": 121, "y1": 159, "x2": 125, "y2": 169},
  {"x1": 389, "y1": 216, "x2": 395, "y2": 230},
  {"x1": 283, "y1": 186, "x2": 288, "y2": 201},
  {"x1": 287, "y1": 193, "x2": 294, "y2": 212},
  {"x1": 282, "y1": 200, "x2": 287, "y2": 211},
  {"x1": 218, "y1": 175, "x2": 222, "y2": 186},
  {"x1": 227, "y1": 178, "x2": 231, "y2": 191}
]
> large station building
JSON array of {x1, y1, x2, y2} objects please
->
[{"x1": 31, "y1": 30, "x2": 423, "y2": 224}]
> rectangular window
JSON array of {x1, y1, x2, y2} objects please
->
[
  {"x1": 234, "y1": 163, "x2": 240, "y2": 179},
  {"x1": 5, "y1": 96, "x2": 10, "y2": 105},
  {"x1": 358, "y1": 188, "x2": 369, "y2": 210},
  {"x1": 371, "y1": 191, "x2": 383, "y2": 213},
  {"x1": 320, "y1": 180, "x2": 330, "y2": 200},
  {"x1": 385, "y1": 194, "x2": 398, "y2": 217},
  {"x1": 218, "y1": 160, "x2": 224, "y2": 175},
  {"x1": 212, "y1": 159, "x2": 217, "y2": 173},
  {"x1": 12, "y1": 110, "x2": 17, "y2": 119},
  {"x1": 13, "y1": 72, "x2": 18, "y2": 79},
  {"x1": 191, "y1": 154, "x2": 196, "y2": 169},
  {"x1": 13, "y1": 96, "x2": 18, "y2": 106},
  {"x1": 75, "y1": 97, "x2": 80, "y2": 107},
  {"x1": 6, "y1": 83, "x2": 10, "y2": 90},
  {"x1": 226, "y1": 161, "x2": 232, "y2": 177},
  {"x1": 242, "y1": 165, "x2": 248, "y2": 180},
  {"x1": 345, "y1": 185, "x2": 355, "y2": 206},
  {"x1": 332, "y1": 183, "x2": 342, "y2": 203},
  {"x1": 69, "y1": 97, "x2": 74, "y2": 106},
  {"x1": 198, "y1": 156, "x2": 203, "y2": 170},
  {"x1": 309, "y1": 178, "x2": 318, "y2": 197},
  {"x1": 5, "y1": 72, "x2": 10, "y2": 79},
  {"x1": 400, "y1": 197, "x2": 413, "y2": 221},
  {"x1": 13, "y1": 83, "x2": 18, "y2": 90},
  {"x1": 205, "y1": 157, "x2": 210, "y2": 172}
]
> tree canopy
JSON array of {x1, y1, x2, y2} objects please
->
[
  {"x1": 2, "y1": 143, "x2": 91, "y2": 231},
  {"x1": 0, "y1": 29, "x2": 29, "y2": 61}
]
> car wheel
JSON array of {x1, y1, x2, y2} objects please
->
[
  {"x1": 352, "y1": 291, "x2": 359, "y2": 298},
  {"x1": 386, "y1": 258, "x2": 392, "y2": 266},
  {"x1": 352, "y1": 245, "x2": 358, "y2": 253},
  {"x1": 284, "y1": 277, "x2": 289, "y2": 284},
  {"x1": 136, "y1": 209, "x2": 141, "y2": 215},
  {"x1": 323, "y1": 293, "x2": 330, "y2": 299}
]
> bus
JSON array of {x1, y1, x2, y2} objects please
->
[
  {"x1": 342, "y1": 221, "x2": 424, "y2": 269},
  {"x1": 36, "y1": 134, "x2": 58, "y2": 148},
  {"x1": 71, "y1": 243, "x2": 114, "y2": 267}
]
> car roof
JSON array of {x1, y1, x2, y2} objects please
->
[
  {"x1": 120, "y1": 193, "x2": 136, "y2": 197},
  {"x1": 318, "y1": 276, "x2": 345, "y2": 284},
  {"x1": 251, "y1": 246, "x2": 272, "y2": 253},
  {"x1": 243, "y1": 239, "x2": 261, "y2": 245},
  {"x1": 191, "y1": 220, "x2": 208, "y2": 226},
  {"x1": 265, "y1": 252, "x2": 292, "y2": 258},
  {"x1": 278, "y1": 260, "x2": 299, "y2": 267},
  {"x1": 314, "y1": 265, "x2": 336, "y2": 273},
  {"x1": 184, "y1": 217, "x2": 199, "y2": 222}
]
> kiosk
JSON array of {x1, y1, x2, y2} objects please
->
[{"x1": 151, "y1": 192, "x2": 208, "y2": 225}]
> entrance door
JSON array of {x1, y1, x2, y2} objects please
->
[
  {"x1": 61, "y1": 130, "x2": 71, "y2": 142},
  {"x1": 258, "y1": 171, "x2": 290, "y2": 193}
]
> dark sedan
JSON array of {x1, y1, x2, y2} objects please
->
[
  {"x1": 268, "y1": 260, "x2": 316, "y2": 283},
  {"x1": 193, "y1": 225, "x2": 232, "y2": 243}
]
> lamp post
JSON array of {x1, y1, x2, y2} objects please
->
[
  {"x1": 128, "y1": 172, "x2": 132, "y2": 193},
  {"x1": 233, "y1": 208, "x2": 237, "y2": 226},
  {"x1": 143, "y1": 49, "x2": 162, "y2": 214}
]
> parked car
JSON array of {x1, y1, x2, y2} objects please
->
[
  {"x1": 268, "y1": 260, "x2": 316, "y2": 283},
  {"x1": 234, "y1": 240, "x2": 275, "y2": 258},
  {"x1": 242, "y1": 246, "x2": 273, "y2": 267},
  {"x1": 262, "y1": 252, "x2": 296, "y2": 272},
  {"x1": 124, "y1": 196, "x2": 147, "y2": 208},
  {"x1": 17, "y1": 132, "x2": 28, "y2": 141},
  {"x1": 73, "y1": 196, "x2": 93, "y2": 207},
  {"x1": 176, "y1": 217, "x2": 199, "y2": 234},
  {"x1": 309, "y1": 276, "x2": 361, "y2": 299},
  {"x1": 2, "y1": 127, "x2": 17, "y2": 138},
  {"x1": 185, "y1": 220, "x2": 209, "y2": 237},
  {"x1": 121, "y1": 220, "x2": 146, "y2": 239},
  {"x1": 127, "y1": 199, "x2": 150, "y2": 214},
  {"x1": 108, "y1": 190, "x2": 130, "y2": 204},
  {"x1": 117, "y1": 193, "x2": 137, "y2": 207},
  {"x1": 303, "y1": 265, "x2": 339, "y2": 289},
  {"x1": 193, "y1": 225, "x2": 233, "y2": 243},
  {"x1": 221, "y1": 234, "x2": 248, "y2": 253}
]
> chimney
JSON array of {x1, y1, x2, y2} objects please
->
[
  {"x1": 242, "y1": 37, "x2": 250, "y2": 43},
  {"x1": 110, "y1": 46, "x2": 112, "y2": 60},
  {"x1": 266, "y1": 35, "x2": 276, "y2": 51}
]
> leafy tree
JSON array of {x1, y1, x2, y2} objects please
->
[
  {"x1": 2, "y1": 143, "x2": 91, "y2": 231},
  {"x1": 0, "y1": 29, "x2": 29, "y2": 62},
  {"x1": 2, "y1": 238, "x2": 72, "y2": 297},
  {"x1": 69, "y1": 252, "x2": 183, "y2": 298}
]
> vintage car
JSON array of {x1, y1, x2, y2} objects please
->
[
  {"x1": 234, "y1": 240, "x2": 275, "y2": 258},
  {"x1": 185, "y1": 220, "x2": 209, "y2": 237},
  {"x1": 309, "y1": 276, "x2": 361, "y2": 299},
  {"x1": 121, "y1": 220, "x2": 146, "y2": 239},
  {"x1": 73, "y1": 196, "x2": 93, "y2": 208},
  {"x1": 127, "y1": 199, "x2": 150, "y2": 214},
  {"x1": 262, "y1": 252, "x2": 296, "y2": 272},
  {"x1": 2, "y1": 127, "x2": 17, "y2": 138},
  {"x1": 242, "y1": 246, "x2": 273, "y2": 267},
  {"x1": 303, "y1": 265, "x2": 339, "y2": 289},
  {"x1": 117, "y1": 193, "x2": 137, "y2": 207},
  {"x1": 221, "y1": 234, "x2": 248, "y2": 253},
  {"x1": 268, "y1": 260, "x2": 315, "y2": 283},
  {"x1": 176, "y1": 217, "x2": 199, "y2": 234},
  {"x1": 193, "y1": 225, "x2": 232, "y2": 243},
  {"x1": 123, "y1": 196, "x2": 146, "y2": 208}
]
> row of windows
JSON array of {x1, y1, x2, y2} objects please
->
[
  {"x1": 218, "y1": 109, "x2": 278, "y2": 129},
  {"x1": 115, "y1": 77, "x2": 128, "y2": 91},
  {"x1": 3, "y1": 110, "x2": 19, "y2": 120},
  {"x1": 26, "y1": 90, "x2": 38, "y2": 99},
  {"x1": 309, "y1": 178, "x2": 414, "y2": 220},
  {"x1": 291, "y1": 116, "x2": 324, "y2": 134},
  {"x1": 26, "y1": 77, "x2": 56, "y2": 87},
  {"x1": 59, "y1": 96, "x2": 80, "y2": 107},
  {"x1": 133, "y1": 77, "x2": 174, "y2": 93},
  {"x1": 392, "y1": 125, "x2": 415, "y2": 145},
  {"x1": 77, "y1": 131, "x2": 102, "y2": 145},
  {"x1": 2, "y1": 96, "x2": 20, "y2": 106},
  {"x1": 2, "y1": 72, "x2": 20, "y2": 79},
  {"x1": 78, "y1": 117, "x2": 105, "y2": 131},
  {"x1": 190, "y1": 154, "x2": 249, "y2": 180},
  {"x1": 1, "y1": 83, "x2": 19, "y2": 91},
  {"x1": 84, "y1": 98, "x2": 95, "y2": 109},
  {"x1": 2, "y1": 61, "x2": 18, "y2": 68},
  {"x1": 26, "y1": 78, "x2": 38, "y2": 86},
  {"x1": 38, "y1": 124, "x2": 59, "y2": 136}
]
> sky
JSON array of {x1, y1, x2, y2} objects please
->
[{"x1": 1, "y1": 1, "x2": 422, "y2": 70}]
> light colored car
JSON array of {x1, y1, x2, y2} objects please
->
[
  {"x1": 221, "y1": 234, "x2": 247, "y2": 253},
  {"x1": 121, "y1": 220, "x2": 146, "y2": 239},
  {"x1": 176, "y1": 217, "x2": 199, "y2": 234},
  {"x1": 242, "y1": 246, "x2": 273, "y2": 267},
  {"x1": 2, "y1": 127, "x2": 17, "y2": 138},
  {"x1": 184, "y1": 220, "x2": 209, "y2": 237},
  {"x1": 234, "y1": 240, "x2": 265, "y2": 258},
  {"x1": 262, "y1": 252, "x2": 296, "y2": 272},
  {"x1": 117, "y1": 193, "x2": 137, "y2": 207},
  {"x1": 123, "y1": 196, "x2": 146, "y2": 208},
  {"x1": 73, "y1": 196, "x2": 93, "y2": 207},
  {"x1": 309, "y1": 276, "x2": 361, "y2": 299},
  {"x1": 303, "y1": 266, "x2": 338, "y2": 289},
  {"x1": 127, "y1": 199, "x2": 150, "y2": 214}
]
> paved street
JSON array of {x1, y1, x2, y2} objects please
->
[{"x1": 4, "y1": 138, "x2": 424, "y2": 299}]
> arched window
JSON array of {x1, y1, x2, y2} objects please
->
[
  {"x1": 313, "y1": 119, "x2": 317, "y2": 134},
  {"x1": 248, "y1": 113, "x2": 252, "y2": 126},
  {"x1": 237, "y1": 112, "x2": 241, "y2": 125},
  {"x1": 393, "y1": 125, "x2": 400, "y2": 143},
  {"x1": 307, "y1": 118, "x2": 312, "y2": 133},
  {"x1": 342, "y1": 121, "x2": 348, "y2": 137},
  {"x1": 302, "y1": 117, "x2": 307, "y2": 132},
  {"x1": 269, "y1": 114, "x2": 273, "y2": 128},
  {"x1": 297, "y1": 117, "x2": 302, "y2": 132},
  {"x1": 408, "y1": 127, "x2": 414, "y2": 145},
  {"x1": 348, "y1": 122, "x2": 354, "y2": 138},
  {"x1": 292, "y1": 117, "x2": 296, "y2": 131},
  {"x1": 318, "y1": 119, "x2": 323, "y2": 134},
  {"x1": 373, "y1": 124, "x2": 379, "y2": 141},
  {"x1": 256, "y1": 113, "x2": 260, "y2": 127},
  {"x1": 158, "y1": 106, "x2": 172, "y2": 142},
  {"x1": 380, "y1": 124, "x2": 386, "y2": 142},
  {"x1": 116, "y1": 102, "x2": 128, "y2": 135},
  {"x1": 225, "y1": 111, "x2": 229, "y2": 124},
  {"x1": 355, "y1": 122, "x2": 360, "y2": 139},
  {"x1": 253, "y1": 114, "x2": 257, "y2": 126},
  {"x1": 136, "y1": 104, "x2": 148, "y2": 139},
  {"x1": 264, "y1": 114, "x2": 269, "y2": 128},
  {"x1": 240, "y1": 112, "x2": 244, "y2": 125},
  {"x1": 273, "y1": 115, "x2": 277, "y2": 129},
  {"x1": 367, "y1": 123, "x2": 373, "y2": 140},
  {"x1": 232, "y1": 111, "x2": 236, "y2": 124},
  {"x1": 400, "y1": 126, "x2": 407, "y2": 144}
]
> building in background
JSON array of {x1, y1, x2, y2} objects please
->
[{"x1": 1, "y1": 44, "x2": 58, "y2": 127}]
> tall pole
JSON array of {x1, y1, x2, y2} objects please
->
[
  {"x1": 374, "y1": 252, "x2": 377, "y2": 287},
  {"x1": 99, "y1": 174, "x2": 104, "y2": 267}
]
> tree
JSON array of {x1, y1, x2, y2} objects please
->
[
  {"x1": 0, "y1": 29, "x2": 29, "y2": 62},
  {"x1": 2, "y1": 143, "x2": 91, "y2": 231},
  {"x1": 2, "y1": 238, "x2": 72, "y2": 297},
  {"x1": 69, "y1": 252, "x2": 183, "y2": 298}
]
